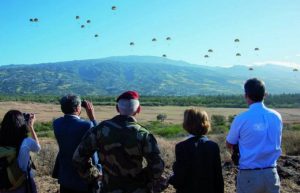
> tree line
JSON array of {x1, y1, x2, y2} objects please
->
[{"x1": 0, "y1": 94, "x2": 299, "y2": 108}]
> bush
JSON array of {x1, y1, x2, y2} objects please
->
[
  {"x1": 144, "y1": 121, "x2": 186, "y2": 138},
  {"x1": 156, "y1": 113, "x2": 167, "y2": 122},
  {"x1": 211, "y1": 115, "x2": 226, "y2": 126}
]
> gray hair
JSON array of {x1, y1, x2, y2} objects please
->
[
  {"x1": 60, "y1": 94, "x2": 81, "y2": 114},
  {"x1": 117, "y1": 99, "x2": 140, "y2": 116}
]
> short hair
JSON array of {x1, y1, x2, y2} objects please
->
[
  {"x1": 244, "y1": 78, "x2": 265, "y2": 102},
  {"x1": 183, "y1": 108, "x2": 211, "y2": 136},
  {"x1": 60, "y1": 94, "x2": 81, "y2": 114},
  {"x1": 117, "y1": 99, "x2": 140, "y2": 116}
]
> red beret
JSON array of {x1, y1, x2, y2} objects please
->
[{"x1": 117, "y1": 91, "x2": 139, "y2": 102}]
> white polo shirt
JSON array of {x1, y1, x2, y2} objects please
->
[{"x1": 226, "y1": 102, "x2": 282, "y2": 169}]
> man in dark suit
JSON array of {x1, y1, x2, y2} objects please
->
[{"x1": 53, "y1": 94, "x2": 100, "y2": 193}]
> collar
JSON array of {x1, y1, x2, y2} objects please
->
[
  {"x1": 64, "y1": 114, "x2": 80, "y2": 119},
  {"x1": 112, "y1": 115, "x2": 137, "y2": 123},
  {"x1": 249, "y1": 102, "x2": 265, "y2": 110}
]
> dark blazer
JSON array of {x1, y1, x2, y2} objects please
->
[
  {"x1": 169, "y1": 136, "x2": 224, "y2": 193},
  {"x1": 53, "y1": 115, "x2": 96, "y2": 191}
]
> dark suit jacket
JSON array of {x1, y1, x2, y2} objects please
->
[
  {"x1": 53, "y1": 115, "x2": 96, "y2": 191},
  {"x1": 169, "y1": 136, "x2": 224, "y2": 193}
]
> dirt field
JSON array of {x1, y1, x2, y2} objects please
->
[{"x1": 1, "y1": 102, "x2": 300, "y2": 124}]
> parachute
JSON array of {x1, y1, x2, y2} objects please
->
[
  {"x1": 130, "y1": 42, "x2": 135, "y2": 46},
  {"x1": 293, "y1": 68, "x2": 298, "y2": 72},
  {"x1": 254, "y1": 47, "x2": 259, "y2": 51},
  {"x1": 94, "y1": 34, "x2": 99, "y2": 38},
  {"x1": 112, "y1": 6, "x2": 117, "y2": 10},
  {"x1": 208, "y1": 49, "x2": 213, "y2": 53},
  {"x1": 166, "y1": 37, "x2": 171, "y2": 41},
  {"x1": 162, "y1": 54, "x2": 167, "y2": 58},
  {"x1": 234, "y1": 38, "x2": 240, "y2": 42},
  {"x1": 204, "y1": 55, "x2": 209, "y2": 58},
  {"x1": 249, "y1": 67, "x2": 254, "y2": 71},
  {"x1": 76, "y1": 16, "x2": 80, "y2": 20},
  {"x1": 236, "y1": 53, "x2": 241, "y2": 56},
  {"x1": 29, "y1": 18, "x2": 39, "y2": 22},
  {"x1": 86, "y1": 20, "x2": 91, "y2": 24},
  {"x1": 81, "y1": 25, "x2": 85, "y2": 28},
  {"x1": 152, "y1": 38, "x2": 157, "y2": 42}
]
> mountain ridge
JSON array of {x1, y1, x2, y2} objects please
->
[{"x1": 0, "y1": 56, "x2": 299, "y2": 96}]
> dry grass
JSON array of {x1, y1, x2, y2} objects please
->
[
  {"x1": 1, "y1": 102, "x2": 299, "y2": 192},
  {"x1": 1, "y1": 102, "x2": 300, "y2": 124}
]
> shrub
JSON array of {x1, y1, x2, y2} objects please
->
[
  {"x1": 144, "y1": 121, "x2": 186, "y2": 138},
  {"x1": 156, "y1": 113, "x2": 167, "y2": 122},
  {"x1": 211, "y1": 115, "x2": 226, "y2": 126}
]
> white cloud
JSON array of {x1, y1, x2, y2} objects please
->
[{"x1": 252, "y1": 61, "x2": 300, "y2": 68}]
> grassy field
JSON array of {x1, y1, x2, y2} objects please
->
[{"x1": 1, "y1": 102, "x2": 300, "y2": 124}]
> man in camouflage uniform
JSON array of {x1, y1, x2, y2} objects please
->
[{"x1": 73, "y1": 91, "x2": 165, "y2": 193}]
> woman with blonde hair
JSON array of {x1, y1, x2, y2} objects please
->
[{"x1": 168, "y1": 108, "x2": 224, "y2": 193}]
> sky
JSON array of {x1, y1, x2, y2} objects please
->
[{"x1": 0, "y1": 0, "x2": 300, "y2": 68}]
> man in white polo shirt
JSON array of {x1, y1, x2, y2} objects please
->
[{"x1": 226, "y1": 78, "x2": 282, "y2": 193}]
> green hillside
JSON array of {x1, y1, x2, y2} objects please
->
[{"x1": 0, "y1": 56, "x2": 299, "y2": 95}]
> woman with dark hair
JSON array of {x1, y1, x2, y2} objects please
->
[
  {"x1": 0, "y1": 110, "x2": 40, "y2": 193},
  {"x1": 168, "y1": 108, "x2": 224, "y2": 193}
]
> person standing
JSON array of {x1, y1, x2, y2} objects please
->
[
  {"x1": 226, "y1": 78, "x2": 282, "y2": 193},
  {"x1": 0, "y1": 110, "x2": 40, "y2": 193},
  {"x1": 53, "y1": 94, "x2": 100, "y2": 193},
  {"x1": 73, "y1": 91, "x2": 165, "y2": 193},
  {"x1": 168, "y1": 108, "x2": 224, "y2": 193}
]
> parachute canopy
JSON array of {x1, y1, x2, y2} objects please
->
[
  {"x1": 30, "y1": 18, "x2": 39, "y2": 22},
  {"x1": 236, "y1": 53, "x2": 241, "y2": 56},
  {"x1": 112, "y1": 6, "x2": 117, "y2": 10},
  {"x1": 162, "y1": 54, "x2": 167, "y2": 58},
  {"x1": 76, "y1": 16, "x2": 80, "y2": 20},
  {"x1": 234, "y1": 38, "x2": 240, "y2": 42},
  {"x1": 208, "y1": 49, "x2": 213, "y2": 53},
  {"x1": 249, "y1": 67, "x2": 254, "y2": 71},
  {"x1": 94, "y1": 34, "x2": 99, "y2": 37},
  {"x1": 204, "y1": 55, "x2": 209, "y2": 58},
  {"x1": 86, "y1": 20, "x2": 91, "y2": 24},
  {"x1": 293, "y1": 68, "x2": 298, "y2": 72},
  {"x1": 130, "y1": 42, "x2": 135, "y2": 46},
  {"x1": 166, "y1": 37, "x2": 171, "y2": 41},
  {"x1": 81, "y1": 25, "x2": 85, "y2": 28},
  {"x1": 152, "y1": 38, "x2": 157, "y2": 42},
  {"x1": 254, "y1": 47, "x2": 259, "y2": 51}
]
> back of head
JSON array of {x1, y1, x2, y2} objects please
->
[
  {"x1": 0, "y1": 110, "x2": 28, "y2": 148},
  {"x1": 244, "y1": 78, "x2": 265, "y2": 102},
  {"x1": 183, "y1": 108, "x2": 211, "y2": 136},
  {"x1": 60, "y1": 94, "x2": 81, "y2": 114},
  {"x1": 116, "y1": 91, "x2": 140, "y2": 116}
]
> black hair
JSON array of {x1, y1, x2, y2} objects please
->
[
  {"x1": 60, "y1": 94, "x2": 81, "y2": 114},
  {"x1": 0, "y1": 110, "x2": 29, "y2": 154},
  {"x1": 244, "y1": 78, "x2": 265, "y2": 102}
]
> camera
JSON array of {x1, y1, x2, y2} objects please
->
[
  {"x1": 23, "y1": 113, "x2": 31, "y2": 122},
  {"x1": 81, "y1": 100, "x2": 87, "y2": 108}
]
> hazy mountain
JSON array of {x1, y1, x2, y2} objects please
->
[{"x1": 0, "y1": 56, "x2": 299, "y2": 96}]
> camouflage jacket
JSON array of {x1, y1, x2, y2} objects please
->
[{"x1": 73, "y1": 115, "x2": 165, "y2": 193}]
